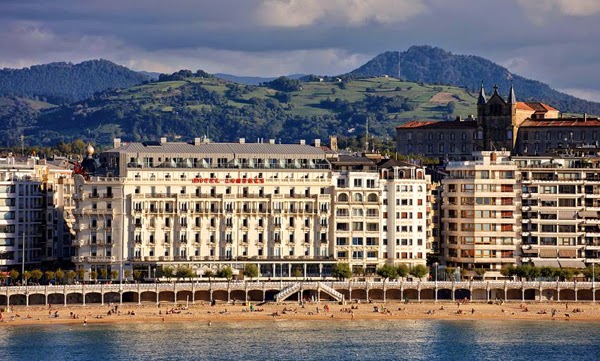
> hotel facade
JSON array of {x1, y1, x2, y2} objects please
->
[{"x1": 72, "y1": 138, "x2": 432, "y2": 280}]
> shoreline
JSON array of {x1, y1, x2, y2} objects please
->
[{"x1": 1, "y1": 301, "x2": 599, "y2": 327}]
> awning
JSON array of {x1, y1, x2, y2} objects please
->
[
  {"x1": 559, "y1": 260, "x2": 586, "y2": 269},
  {"x1": 558, "y1": 249, "x2": 577, "y2": 258},
  {"x1": 539, "y1": 249, "x2": 557, "y2": 258},
  {"x1": 533, "y1": 259, "x2": 560, "y2": 267}
]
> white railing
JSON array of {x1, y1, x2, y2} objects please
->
[
  {"x1": 275, "y1": 282, "x2": 301, "y2": 302},
  {"x1": 319, "y1": 282, "x2": 343, "y2": 301}
]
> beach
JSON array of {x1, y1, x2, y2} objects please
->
[{"x1": 1, "y1": 300, "x2": 599, "y2": 326}]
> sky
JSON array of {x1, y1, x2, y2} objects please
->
[{"x1": 2, "y1": 0, "x2": 600, "y2": 100}]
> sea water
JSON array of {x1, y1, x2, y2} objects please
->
[{"x1": 0, "y1": 319, "x2": 597, "y2": 360}]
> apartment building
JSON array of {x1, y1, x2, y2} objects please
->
[
  {"x1": 441, "y1": 151, "x2": 521, "y2": 277},
  {"x1": 515, "y1": 154, "x2": 597, "y2": 269},
  {"x1": 72, "y1": 138, "x2": 431, "y2": 279},
  {"x1": 0, "y1": 157, "x2": 45, "y2": 269}
]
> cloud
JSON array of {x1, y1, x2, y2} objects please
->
[
  {"x1": 559, "y1": 88, "x2": 600, "y2": 102},
  {"x1": 517, "y1": 0, "x2": 600, "y2": 24},
  {"x1": 255, "y1": 0, "x2": 427, "y2": 27}
]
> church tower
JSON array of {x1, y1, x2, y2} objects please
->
[{"x1": 477, "y1": 84, "x2": 516, "y2": 152}]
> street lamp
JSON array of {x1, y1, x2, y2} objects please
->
[
  {"x1": 21, "y1": 232, "x2": 25, "y2": 285},
  {"x1": 434, "y1": 262, "x2": 438, "y2": 302},
  {"x1": 153, "y1": 268, "x2": 157, "y2": 282}
]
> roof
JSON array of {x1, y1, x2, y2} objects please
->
[
  {"x1": 332, "y1": 155, "x2": 374, "y2": 164},
  {"x1": 520, "y1": 118, "x2": 600, "y2": 127},
  {"x1": 105, "y1": 142, "x2": 327, "y2": 158},
  {"x1": 377, "y1": 159, "x2": 419, "y2": 169},
  {"x1": 516, "y1": 102, "x2": 558, "y2": 112},
  {"x1": 396, "y1": 120, "x2": 477, "y2": 130}
]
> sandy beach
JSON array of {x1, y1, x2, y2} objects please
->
[{"x1": 1, "y1": 300, "x2": 599, "y2": 326}]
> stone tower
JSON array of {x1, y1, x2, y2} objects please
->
[{"x1": 477, "y1": 84, "x2": 516, "y2": 151}]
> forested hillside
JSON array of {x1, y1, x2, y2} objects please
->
[{"x1": 0, "y1": 59, "x2": 149, "y2": 104}]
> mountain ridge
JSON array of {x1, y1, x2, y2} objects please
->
[{"x1": 348, "y1": 45, "x2": 600, "y2": 115}]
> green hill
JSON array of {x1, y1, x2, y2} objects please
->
[
  {"x1": 348, "y1": 45, "x2": 600, "y2": 115},
  {"x1": 0, "y1": 59, "x2": 150, "y2": 104},
  {"x1": 30, "y1": 74, "x2": 476, "y2": 147}
]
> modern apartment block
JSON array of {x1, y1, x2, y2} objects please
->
[
  {"x1": 72, "y1": 138, "x2": 431, "y2": 280},
  {"x1": 0, "y1": 156, "x2": 74, "y2": 269},
  {"x1": 515, "y1": 154, "x2": 597, "y2": 269},
  {"x1": 441, "y1": 151, "x2": 522, "y2": 277}
]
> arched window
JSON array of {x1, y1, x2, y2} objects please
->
[
  {"x1": 338, "y1": 193, "x2": 348, "y2": 202},
  {"x1": 353, "y1": 193, "x2": 363, "y2": 202},
  {"x1": 367, "y1": 193, "x2": 378, "y2": 202}
]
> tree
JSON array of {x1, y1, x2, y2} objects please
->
[
  {"x1": 175, "y1": 266, "x2": 194, "y2": 281},
  {"x1": 396, "y1": 264, "x2": 409, "y2": 279},
  {"x1": 218, "y1": 266, "x2": 233, "y2": 281},
  {"x1": 111, "y1": 270, "x2": 119, "y2": 281},
  {"x1": 409, "y1": 265, "x2": 428, "y2": 280},
  {"x1": 43, "y1": 270, "x2": 54, "y2": 284},
  {"x1": 473, "y1": 268, "x2": 486, "y2": 280},
  {"x1": 76, "y1": 269, "x2": 85, "y2": 282},
  {"x1": 124, "y1": 270, "x2": 131, "y2": 281},
  {"x1": 500, "y1": 265, "x2": 515, "y2": 278},
  {"x1": 67, "y1": 270, "x2": 76, "y2": 284},
  {"x1": 22, "y1": 271, "x2": 31, "y2": 284},
  {"x1": 9, "y1": 270, "x2": 19, "y2": 284},
  {"x1": 162, "y1": 265, "x2": 174, "y2": 281},
  {"x1": 353, "y1": 265, "x2": 365, "y2": 278},
  {"x1": 445, "y1": 267, "x2": 456, "y2": 281},
  {"x1": 133, "y1": 270, "x2": 143, "y2": 282},
  {"x1": 332, "y1": 263, "x2": 352, "y2": 280},
  {"x1": 0, "y1": 273, "x2": 6, "y2": 286},
  {"x1": 99, "y1": 268, "x2": 108, "y2": 280},
  {"x1": 243, "y1": 264, "x2": 259, "y2": 281},
  {"x1": 557, "y1": 268, "x2": 576, "y2": 281},
  {"x1": 376, "y1": 264, "x2": 398, "y2": 281},
  {"x1": 55, "y1": 269, "x2": 65, "y2": 284},
  {"x1": 29, "y1": 270, "x2": 41, "y2": 284},
  {"x1": 446, "y1": 101, "x2": 456, "y2": 114},
  {"x1": 90, "y1": 271, "x2": 98, "y2": 283},
  {"x1": 291, "y1": 268, "x2": 303, "y2": 280},
  {"x1": 204, "y1": 269, "x2": 214, "y2": 280},
  {"x1": 583, "y1": 266, "x2": 598, "y2": 281}
]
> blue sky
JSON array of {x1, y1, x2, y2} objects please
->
[{"x1": 2, "y1": 0, "x2": 600, "y2": 100}]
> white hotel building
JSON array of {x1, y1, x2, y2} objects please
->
[{"x1": 72, "y1": 138, "x2": 431, "y2": 280}]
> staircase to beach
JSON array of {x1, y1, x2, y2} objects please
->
[
  {"x1": 319, "y1": 282, "x2": 344, "y2": 302},
  {"x1": 275, "y1": 283, "x2": 301, "y2": 302}
]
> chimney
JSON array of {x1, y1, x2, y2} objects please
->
[
  {"x1": 160, "y1": 137, "x2": 167, "y2": 144},
  {"x1": 456, "y1": 116, "x2": 462, "y2": 122},
  {"x1": 300, "y1": 139, "x2": 305, "y2": 145},
  {"x1": 113, "y1": 138, "x2": 121, "y2": 148},
  {"x1": 239, "y1": 138, "x2": 245, "y2": 144},
  {"x1": 584, "y1": 113, "x2": 588, "y2": 122},
  {"x1": 194, "y1": 137, "x2": 201, "y2": 145},
  {"x1": 269, "y1": 139, "x2": 275, "y2": 144},
  {"x1": 314, "y1": 139, "x2": 321, "y2": 148}
]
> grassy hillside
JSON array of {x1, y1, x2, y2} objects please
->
[
  {"x1": 349, "y1": 46, "x2": 600, "y2": 116},
  {"x1": 30, "y1": 75, "x2": 476, "y2": 147}
]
